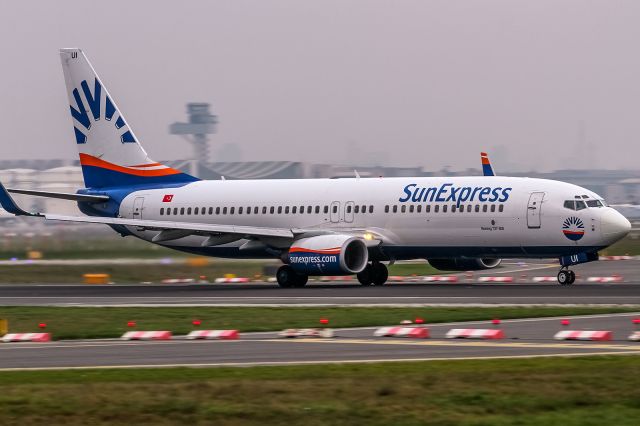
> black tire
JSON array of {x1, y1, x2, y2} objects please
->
[
  {"x1": 293, "y1": 274, "x2": 309, "y2": 288},
  {"x1": 357, "y1": 264, "x2": 374, "y2": 286},
  {"x1": 557, "y1": 270, "x2": 570, "y2": 285},
  {"x1": 567, "y1": 270, "x2": 576, "y2": 285},
  {"x1": 276, "y1": 265, "x2": 297, "y2": 288},
  {"x1": 372, "y1": 263, "x2": 389, "y2": 286}
]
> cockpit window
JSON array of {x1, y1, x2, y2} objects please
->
[
  {"x1": 575, "y1": 200, "x2": 587, "y2": 210},
  {"x1": 563, "y1": 200, "x2": 575, "y2": 210},
  {"x1": 586, "y1": 200, "x2": 603, "y2": 208}
]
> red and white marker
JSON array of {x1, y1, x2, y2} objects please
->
[
  {"x1": 445, "y1": 328, "x2": 505, "y2": 339},
  {"x1": 186, "y1": 330, "x2": 239, "y2": 340},
  {"x1": 2, "y1": 333, "x2": 51, "y2": 343},
  {"x1": 586, "y1": 276, "x2": 623, "y2": 283},
  {"x1": 279, "y1": 328, "x2": 333, "y2": 338},
  {"x1": 599, "y1": 255, "x2": 634, "y2": 261},
  {"x1": 214, "y1": 277, "x2": 250, "y2": 284},
  {"x1": 477, "y1": 276, "x2": 514, "y2": 283},
  {"x1": 121, "y1": 331, "x2": 172, "y2": 340},
  {"x1": 628, "y1": 331, "x2": 640, "y2": 342},
  {"x1": 374, "y1": 326, "x2": 429, "y2": 338},
  {"x1": 422, "y1": 276, "x2": 458, "y2": 283},
  {"x1": 553, "y1": 330, "x2": 612, "y2": 341},
  {"x1": 532, "y1": 276, "x2": 558, "y2": 283}
]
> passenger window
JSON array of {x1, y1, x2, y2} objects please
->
[
  {"x1": 292, "y1": 206, "x2": 297, "y2": 214},
  {"x1": 563, "y1": 200, "x2": 576, "y2": 210},
  {"x1": 278, "y1": 206, "x2": 282, "y2": 214},
  {"x1": 482, "y1": 205, "x2": 487, "y2": 212},
  {"x1": 160, "y1": 208, "x2": 164, "y2": 215},
  {"x1": 299, "y1": 206, "x2": 303, "y2": 214},
  {"x1": 354, "y1": 205, "x2": 360, "y2": 214},
  {"x1": 361, "y1": 205, "x2": 366, "y2": 213},
  {"x1": 285, "y1": 206, "x2": 290, "y2": 214},
  {"x1": 499, "y1": 204, "x2": 504, "y2": 212},
  {"x1": 215, "y1": 207, "x2": 220, "y2": 215},
  {"x1": 417, "y1": 205, "x2": 422, "y2": 213},
  {"x1": 385, "y1": 205, "x2": 389, "y2": 213},
  {"x1": 209, "y1": 207, "x2": 213, "y2": 215},
  {"x1": 443, "y1": 205, "x2": 448, "y2": 213},
  {"x1": 332, "y1": 205, "x2": 338, "y2": 214},
  {"x1": 307, "y1": 206, "x2": 312, "y2": 214},
  {"x1": 409, "y1": 205, "x2": 414, "y2": 213},
  {"x1": 223, "y1": 207, "x2": 227, "y2": 215},
  {"x1": 194, "y1": 207, "x2": 199, "y2": 215},
  {"x1": 202, "y1": 207, "x2": 206, "y2": 215},
  {"x1": 239, "y1": 207, "x2": 244, "y2": 214},
  {"x1": 270, "y1": 206, "x2": 275, "y2": 214},
  {"x1": 575, "y1": 200, "x2": 587, "y2": 211},
  {"x1": 401, "y1": 205, "x2": 406, "y2": 213},
  {"x1": 188, "y1": 207, "x2": 193, "y2": 215},
  {"x1": 166, "y1": 208, "x2": 171, "y2": 216},
  {"x1": 475, "y1": 205, "x2": 480, "y2": 213},
  {"x1": 452, "y1": 205, "x2": 457, "y2": 212},
  {"x1": 435, "y1": 205, "x2": 440, "y2": 213},
  {"x1": 230, "y1": 207, "x2": 235, "y2": 214},
  {"x1": 369, "y1": 205, "x2": 374, "y2": 213},
  {"x1": 344, "y1": 205, "x2": 349, "y2": 214},
  {"x1": 180, "y1": 207, "x2": 185, "y2": 215},
  {"x1": 426, "y1": 205, "x2": 431, "y2": 213},
  {"x1": 393, "y1": 205, "x2": 398, "y2": 213},
  {"x1": 174, "y1": 208, "x2": 178, "y2": 215},
  {"x1": 490, "y1": 205, "x2": 496, "y2": 212},
  {"x1": 315, "y1": 206, "x2": 320, "y2": 214},
  {"x1": 460, "y1": 205, "x2": 464, "y2": 213},
  {"x1": 467, "y1": 205, "x2": 472, "y2": 213}
]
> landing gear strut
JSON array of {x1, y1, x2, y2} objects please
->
[
  {"x1": 276, "y1": 265, "x2": 308, "y2": 288},
  {"x1": 557, "y1": 268, "x2": 576, "y2": 285},
  {"x1": 357, "y1": 262, "x2": 389, "y2": 286}
]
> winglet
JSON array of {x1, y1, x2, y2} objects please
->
[
  {"x1": 481, "y1": 152, "x2": 496, "y2": 176},
  {"x1": 0, "y1": 181, "x2": 40, "y2": 216}
]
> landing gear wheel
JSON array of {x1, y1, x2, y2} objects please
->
[
  {"x1": 276, "y1": 265, "x2": 298, "y2": 288},
  {"x1": 372, "y1": 262, "x2": 389, "y2": 286},
  {"x1": 557, "y1": 270, "x2": 571, "y2": 286},
  {"x1": 293, "y1": 274, "x2": 308, "y2": 288},
  {"x1": 357, "y1": 264, "x2": 374, "y2": 286},
  {"x1": 567, "y1": 270, "x2": 576, "y2": 285}
]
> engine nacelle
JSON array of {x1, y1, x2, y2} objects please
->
[
  {"x1": 428, "y1": 258, "x2": 502, "y2": 271},
  {"x1": 287, "y1": 235, "x2": 368, "y2": 275}
]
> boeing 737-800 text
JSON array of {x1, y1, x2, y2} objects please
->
[{"x1": 0, "y1": 49, "x2": 631, "y2": 286}]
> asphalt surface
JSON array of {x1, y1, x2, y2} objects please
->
[
  {"x1": 1, "y1": 313, "x2": 639, "y2": 370},
  {"x1": 0, "y1": 282, "x2": 639, "y2": 306}
]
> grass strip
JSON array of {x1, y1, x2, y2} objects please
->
[
  {"x1": 0, "y1": 356, "x2": 639, "y2": 425},
  {"x1": 0, "y1": 306, "x2": 636, "y2": 340}
]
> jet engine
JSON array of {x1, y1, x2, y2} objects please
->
[
  {"x1": 428, "y1": 258, "x2": 502, "y2": 271},
  {"x1": 286, "y1": 235, "x2": 368, "y2": 275}
]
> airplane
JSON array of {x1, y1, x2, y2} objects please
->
[{"x1": 0, "y1": 49, "x2": 631, "y2": 286}]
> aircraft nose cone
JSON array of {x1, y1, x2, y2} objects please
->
[{"x1": 601, "y1": 208, "x2": 631, "y2": 243}]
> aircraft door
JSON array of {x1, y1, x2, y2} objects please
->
[
  {"x1": 132, "y1": 197, "x2": 145, "y2": 220},
  {"x1": 344, "y1": 201, "x2": 355, "y2": 223},
  {"x1": 330, "y1": 201, "x2": 340, "y2": 223},
  {"x1": 527, "y1": 192, "x2": 545, "y2": 228}
]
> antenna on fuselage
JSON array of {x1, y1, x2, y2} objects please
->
[{"x1": 354, "y1": 170, "x2": 361, "y2": 179}]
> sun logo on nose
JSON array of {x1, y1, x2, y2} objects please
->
[{"x1": 562, "y1": 216, "x2": 585, "y2": 241}]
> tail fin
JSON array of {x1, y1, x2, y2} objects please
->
[
  {"x1": 480, "y1": 152, "x2": 496, "y2": 176},
  {"x1": 60, "y1": 49, "x2": 197, "y2": 188}
]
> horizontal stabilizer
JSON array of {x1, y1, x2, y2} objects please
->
[
  {"x1": 7, "y1": 188, "x2": 109, "y2": 203},
  {"x1": 0, "y1": 182, "x2": 41, "y2": 216}
]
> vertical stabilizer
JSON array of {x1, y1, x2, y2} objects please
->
[
  {"x1": 480, "y1": 152, "x2": 496, "y2": 176},
  {"x1": 60, "y1": 49, "x2": 197, "y2": 188}
]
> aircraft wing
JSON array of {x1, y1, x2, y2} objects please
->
[{"x1": 44, "y1": 213, "x2": 295, "y2": 239}]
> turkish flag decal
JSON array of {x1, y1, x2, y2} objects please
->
[{"x1": 162, "y1": 194, "x2": 174, "y2": 203}]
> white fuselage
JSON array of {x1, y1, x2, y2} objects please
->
[{"x1": 117, "y1": 176, "x2": 629, "y2": 260}]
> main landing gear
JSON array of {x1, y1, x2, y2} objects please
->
[
  {"x1": 276, "y1": 265, "x2": 308, "y2": 288},
  {"x1": 557, "y1": 268, "x2": 576, "y2": 285},
  {"x1": 357, "y1": 262, "x2": 389, "y2": 286}
]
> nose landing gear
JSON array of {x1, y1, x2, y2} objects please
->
[{"x1": 557, "y1": 268, "x2": 576, "y2": 285}]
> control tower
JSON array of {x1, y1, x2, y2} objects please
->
[{"x1": 169, "y1": 103, "x2": 218, "y2": 162}]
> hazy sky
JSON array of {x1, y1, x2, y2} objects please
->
[{"x1": 1, "y1": 1, "x2": 639, "y2": 172}]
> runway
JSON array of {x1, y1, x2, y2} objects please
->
[
  {"x1": 1, "y1": 313, "x2": 639, "y2": 370},
  {"x1": 0, "y1": 282, "x2": 639, "y2": 306}
]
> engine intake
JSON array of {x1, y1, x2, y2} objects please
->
[
  {"x1": 287, "y1": 235, "x2": 368, "y2": 275},
  {"x1": 428, "y1": 258, "x2": 501, "y2": 271}
]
